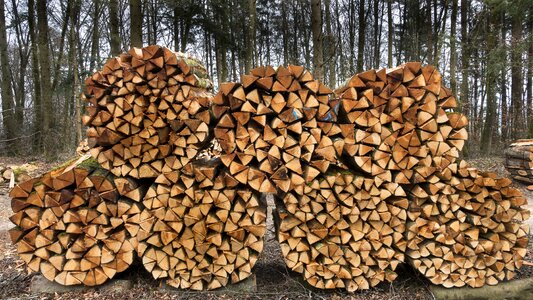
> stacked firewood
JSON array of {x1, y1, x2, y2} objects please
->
[
  {"x1": 137, "y1": 159, "x2": 266, "y2": 290},
  {"x1": 275, "y1": 168, "x2": 408, "y2": 291},
  {"x1": 9, "y1": 155, "x2": 144, "y2": 286},
  {"x1": 333, "y1": 63, "x2": 468, "y2": 184},
  {"x1": 82, "y1": 45, "x2": 213, "y2": 178},
  {"x1": 10, "y1": 46, "x2": 269, "y2": 290},
  {"x1": 505, "y1": 139, "x2": 533, "y2": 187},
  {"x1": 9, "y1": 52, "x2": 529, "y2": 291},
  {"x1": 212, "y1": 65, "x2": 339, "y2": 193},
  {"x1": 405, "y1": 160, "x2": 530, "y2": 287}
]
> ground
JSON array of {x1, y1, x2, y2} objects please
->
[{"x1": 0, "y1": 156, "x2": 531, "y2": 299}]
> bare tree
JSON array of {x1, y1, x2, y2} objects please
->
[
  {"x1": 0, "y1": 0, "x2": 15, "y2": 144},
  {"x1": 311, "y1": 0, "x2": 324, "y2": 81},
  {"x1": 37, "y1": 0, "x2": 53, "y2": 157},
  {"x1": 130, "y1": 0, "x2": 142, "y2": 48}
]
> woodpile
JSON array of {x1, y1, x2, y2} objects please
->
[
  {"x1": 8, "y1": 155, "x2": 145, "y2": 286},
  {"x1": 504, "y1": 139, "x2": 533, "y2": 187},
  {"x1": 136, "y1": 159, "x2": 267, "y2": 290},
  {"x1": 9, "y1": 54, "x2": 529, "y2": 291},
  {"x1": 405, "y1": 160, "x2": 530, "y2": 287},
  {"x1": 82, "y1": 45, "x2": 214, "y2": 178},
  {"x1": 334, "y1": 63, "x2": 468, "y2": 184},
  {"x1": 212, "y1": 65, "x2": 339, "y2": 193},
  {"x1": 275, "y1": 168, "x2": 407, "y2": 291}
]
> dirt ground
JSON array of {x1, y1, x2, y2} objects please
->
[{"x1": 0, "y1": 156, "x2": 532, "y2": 299}]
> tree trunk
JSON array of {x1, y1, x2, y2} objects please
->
[
  {"x1": 173, "y1": 5, "x2": 179, "y2": 51},
  {"x1": 387, "y1": 0, "x2": 393, "y2": 67},
  {"x1": 37, "y1": 0, "x2": 53, "y2": 157},
  {"x1": 480, "y1": 8, "x2": 499, "y2": 155},
  {"x1": 511, "y1": 5, "x2": 524, "y2": 139},
  {"x1": 0, "y1": 0, "x2": 15, "y2": 147},
  {"x1": 311, "y1": 0, "x2": 324, "y2": 81},
  {"x1": 450, "y1": 0, "x2": 458, "y2": 92},
  {"x1": 244, "y1": 0, "x2": 256, "y2": 74},
  {"x1": 460, "y1": 0, "x2": 470, "y2": 155},
  {"x1": 527, "y1": 6, "x2": 533, "y2": 138},
  {"x1": 501, "y1": 12, "x2": 508, "y2": 143},
  {"x1": 109, "y1": 0, "x2": 121, "y2": 55},
  {"x1": 372, "y1": 0, "x2": 380, "y2": 68},
  {"x1": 90, "y1": 0, "x2": 100, "y2": 71},
  {"x1": 357, "y1": 0, "x2": 365, "y2": 72},
  {"x1": 129, "y1": 0, "x2": 142, "y2": 48},
  {"x1": 324, "y1": 0, "x2": 335, "y2": 87},
  {"x1": 28, "y1": 0, "x2": 42, "y2": 152},
  {"x1": 50, "y1": 1, "x2": 71, "y2": 93},
  {"x1": 281, "y1": 1, "x2": 289, "y2": 65},
  {"x1": 69, "y1": 0, "x2": 81, "y2": 145}
]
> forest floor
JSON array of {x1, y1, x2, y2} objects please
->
[{"x1": 0, "y1": 156, "x2": 532, "y2": 299}]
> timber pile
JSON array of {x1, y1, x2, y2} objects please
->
[
  {"x1": 8, "y1": 155, "x2": 145, "y2": 286},
  {"x1": 136, "y1": 158, "x2": 267, "y2": 290},
  {"x1": 82, "y1": 45, "x2": 214, "y2": 178},
  {"x1": 504, "y1": 139, "x2": 533, "y2": 186},
  {"x1": 275, "y1": 168, "x2": 408, "y2": 291},
  {"x1": 212, "y1": 65, "x2": 339, "y2": 193},
  {"x1": 9, "y1": 53, "x2": 529, "y2": 291},
  {"x1": 334, "y1": 63, "x2": 468, "y2": 184},
  {"x1": 405, "y1": 160, "x2": 530, "y2": 288}
]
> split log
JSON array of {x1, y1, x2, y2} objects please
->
[
  {"x1": 504, "y1": 140, "x2": 533, "y2": 184},
  {"x1": 333, "y1": 63, "x2": 468, "y2": 184},
  {"x1": 274, "y1": 168, "x2": 408, "y2": 291},
  {"x1": 9, "y1": 155, "x2": 146, "y2": 286},
  {"x1": 136, "y1": 159, "x2": 267, "y2": 290},
  {"x1": 82, "y1": 45, "x2": 214, "y2": 178},
  {"x1": 405, "y1": 160, "x2": 530, "y2": 288},
  {"x1": 212, "y1": 65, "x2": 339, "y2": 194},
  {"x1": 76, "y1": 138, "x2": 90, "y2": 156}
]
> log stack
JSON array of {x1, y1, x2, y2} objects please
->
[
  {"x1": 405, "y1": 160, "x2": 530, "y2": 287},
  {"x1": 136, "y1": 159, "x2": 267, "y2": 290},
  {"x1": 82, "y1": 45, "x2": 214, "y2": 178},
  {"x1": 9, "y1": 54, "x2": 530, "y2": 292},
  {"x1": 333, "y1": 63, "x2": 468, "y2": 184},
  {"x1": 275, "y1": 168, "x2": 408, "y2": 291},
  {"x1": 212, "y1": 65, "x2": 340, "y2": 194},
  {"x1": 8, "y1": 155, "x2": 145, "y2": 286},
  {"x1": 504, "y1": 139, "x2": 533, "y2": 187}
]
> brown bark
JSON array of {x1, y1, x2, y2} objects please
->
[
  {"x1": 0, "y1": 0, "x2": 15, "y2": 146},
  {"x1": 129, "y1": 0, "x2": 142, "y2": 48},
  {"x1": 37, "y1": 0, "x2": 53, "y2": 157},
  {"x1": 311, "y1": 0, "x2": 324, "y2": 81},
  {"x1": 109, "y1": 0, "x2": 121, "y2": 55}
]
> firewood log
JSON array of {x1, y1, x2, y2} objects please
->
[
  {"x1": 333, "y1": 63, "x2": 468, "y2": 184},
  {"x1": 274, "y1": 168, "x2": 408, "y2": 291},
  {"x1": 82, "y1": 45, "x2": 214, "y2": 178},
  {"x1": 212, "y1": 65, "x2": 339, "y2": 194},
  {"x1": 136, "y1": 159, "x2": 267, "y2": 290},
  {"x1": 405, "y1": 160, "x2": 530, "y2": 288},
  {"x1": 504, "y1": 140, "x2": 533, "y2": 184},
  {"x1": 9, "y1": 155, "x2": 146, "y2": 286}
]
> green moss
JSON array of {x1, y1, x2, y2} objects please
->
[{"x1": 51, "y1": 156, "x2": 101, "y2": 172}]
